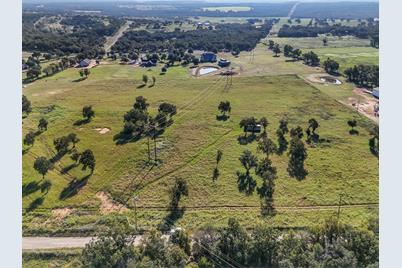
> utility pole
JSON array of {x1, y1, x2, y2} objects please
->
[
  {"x1": 153, "y1": 125, "x2": 157, "y2": 163},
  {"x1": 133, "y1": 194, "x2": 139, "y2": 233},
  {"x1": 337, "y1": 193, "x2": 343, "y2": 225}
]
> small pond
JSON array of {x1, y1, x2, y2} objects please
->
[
  {"x1": 199, "y1": 66, "x2": 219, "y2": 75},
  {"x1": 320, "y1": 76, "x2": 342, "y2": 85}
]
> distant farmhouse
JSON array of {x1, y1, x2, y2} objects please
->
[
  {"x1": 79, "y1": 59, "x2": 91, "y2": 68},
  {"x1": 200, "y1": 52, "x2": 217, "y2": 63},
  {"x1": 218, "y1": 58, "x2": 231, "y2": 67},
  {"x1": 140, "y1": 58, "x2": 157, "y2": 67}
]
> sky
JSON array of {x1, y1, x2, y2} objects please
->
[{"x1": 23, "y1": 0, "x2": 379, "y2": 3}]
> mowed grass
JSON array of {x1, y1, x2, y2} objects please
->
[
  {"x1": 22, "y1": 61, "x2": 378, "y2": 233},
  {"x1": 310, "y1": 46, "x2": 379, "y2": 73}
]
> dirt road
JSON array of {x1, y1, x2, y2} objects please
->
[
  {"x1": 22, "y1": 235, "x2": 171, "y2": 250},
  {"x1": 22, "y1": 237, "x2": 94, "y2": 250},
  {"x1": 104, "y1": 20, "x2": 132, "y2": 52}
]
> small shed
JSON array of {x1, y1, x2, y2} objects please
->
[
  {"x1": 218, "y1": 58, "x2": 231, "y2": 67},
  {"x1": 200, "y1": 52, "x2": 217, "y2": 63}
]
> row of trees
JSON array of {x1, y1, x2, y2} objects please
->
[
  {"x1": 278, "y1": 23, "x2": 379, "y2": 39},
  {"x1": 344, "y1": 64, "x2": 379, "y2": 88},
  {"x1": 267, "y1": 41, "x2": 320, "y2": 66},
  {"x1": 81, "y1": 216, "x2": 378, "y2": 268},
  {"x1": 23, "y1": 14, "x2": 124, "y2": 58}
]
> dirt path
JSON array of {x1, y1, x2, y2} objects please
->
[
  {"x1": 22, "y1": 235, "x2": 170, "y2": 250},
  {"x1": 104, "y1": 21, "x2": 132, "y2": 52},
  {"x1": 23, "y1": 237, "x2": 95, "y2": 250},
  {"x1": 287, "y1": 2, "x2": 300, "y2": 18}
]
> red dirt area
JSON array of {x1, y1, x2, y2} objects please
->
[{"x1": 342, "y1": 88, "x2": 379, "y2": 123}]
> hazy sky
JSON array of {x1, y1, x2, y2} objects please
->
[{"x1": 23, "y1": 0, "x2": 379, "y2": 2}]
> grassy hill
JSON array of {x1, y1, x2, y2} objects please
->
[{"x1": 22, "y1": 54, "x2": 378, "y2": 234}]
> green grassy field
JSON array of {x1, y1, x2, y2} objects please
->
[
  {"x1": 22, "y1": 49, "x2": 378, "y2": 234},
  {"x1": 269, "y1": 36, "x2": 371, "y2": 49},
  {"x1": 23, "y1": 249, "x2": 81, "y2": 268},
  {"x1": 310, "y1": 46, "x2": 379, "y2": 73}
]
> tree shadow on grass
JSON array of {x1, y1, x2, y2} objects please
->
[
  {"x1": 236, "y1": 171, "x2": 256, "y2": 195},
  {"x1": 22, "y1": 181, "x2": 40, "y2": 197},
  {"x1": 237, "y1": 134, "x2": 256, "y2": 145},
  {"x1": 113, "y1": 132, "x2": 142, "y2": 145},
  {"x1": 61, "y1": 163, "x2": 77, "y2": 174},
  {"x1": 349, "y1": 129, "x2": 359, "y2": 135},
  {"x1": 158, "y1": 207, "x2": 186, "y2": 232},
  {"x1": 137, "y1": 84, "x2": 146, "y2": 89},
  {"x1": 73, "y1": 118, "x2": 90, "y2": 126},
  {"x1": 59, "y1": 174, "x2": 90, "y2": 200},
  {"x1": 216, "y1": 114, "x2": 229, "y2": 121},
  {"x1": 72, "y1": 77, "x2": 87, "y2": 83},
  {"x1": 260, "y1": 199, "x2": 276, "y2": 217},
  {"x1": 27, "y1": 197, "x2": 44, "y2": 212},
  {"x1": 50, "y1": 151, "x2": 68, "y2": 164}
]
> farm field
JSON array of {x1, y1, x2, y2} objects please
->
[
  {"x1": 310, "y1": 46, "x2": 379, "y2": 73},
  {"x1": 22, "y1": 52, "x2": 378, "y2": 235},
  {"x1": 269, "y1": 36, "x2": 372, "y2": 49}
]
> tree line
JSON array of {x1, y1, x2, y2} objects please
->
[
  {"x1": 80, "y1": 216, "x2": 378, "y2": 267},
  {"x1": 23, "y1": 13, "x2": 124, "y2": 58},
  {"x1": 277, "y1": 23, "x2": 379, "y2": 40},
  {"x1": 112, "y1": 21, "x2": 274, "y2": 54}
]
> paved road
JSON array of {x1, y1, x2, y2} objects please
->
[
  {"x1": 23, "y1": 237, "x2": 95, "y2": 250},
  {"x1": 22, "y1": 235, "x2": 171, "y2": 250}
]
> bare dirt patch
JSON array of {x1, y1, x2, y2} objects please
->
[
  {"x1": 96, "y1": 191, "x2": 128, "y2": 214},
  {"x1": 94, "y1": 127, "x2": 111, "y2": 134},
  {"x1": 52, "y1": 208, "x2": 75, "y2": 220},
  {"x1": 341, "y1": 88, "x2": 379, "y2": 123}
]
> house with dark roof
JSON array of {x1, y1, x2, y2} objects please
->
[
  {"x1": 200, "y1": 52, "x2": 217, "y2": 63},
  {"x1": 79, "y1": 59, "x2": 91, "y2": 68}
]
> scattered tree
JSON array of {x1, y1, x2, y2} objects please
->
[
  {"x1": 22, "y1": 95, "x2": 32, "y2": 115},
  {"x1": 323, "y1": 58, "x2": 340, "y2": 75},
  {"x1": 287, "y1": 136, "x2": 308, "y2": 179},
  {"x1": 82, "y1": 105, "x2": 95, "y2": 121},
  {"x1": 38, "y1": 118, "x2": 48, "y2": 132},
  {"x1": 79, "y1": 149, "x2": 96, "y2": 173},
  {"x1": 347, "y1": 119, "x2": 358, "y2": 135},
  {"x1": 33, "y1": 156, "x2": 53, "y2": 179},
  {"x1": 24, "y1": 131, "x2": 36, "y2": 147}
]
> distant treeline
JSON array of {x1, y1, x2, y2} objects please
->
[
  {"x1": 23, "y1": 2, "x2": 294, "y2": 18},
  {"x1": 22, "y1": 14, "x2": 124, "y2": 58},
  {"x1": 278, "y1": 23, "x2": 379, "y2": 39},
  {"x1": 112, "y1": 22, "x2": 273, "y2": 53},
  {"x1": 292, "y1": 2, "x2": 379, "y2": 19}
]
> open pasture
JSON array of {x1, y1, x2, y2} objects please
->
[
  {"x1": 310, "y1": 46, "x2": 379, "y2": 73},
  {"x1": 22, "y1": 60, "x2": 378, "y2": 234},
  {"x1": 269, "y1": 36, "x2": 371, "y2": 49}
]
